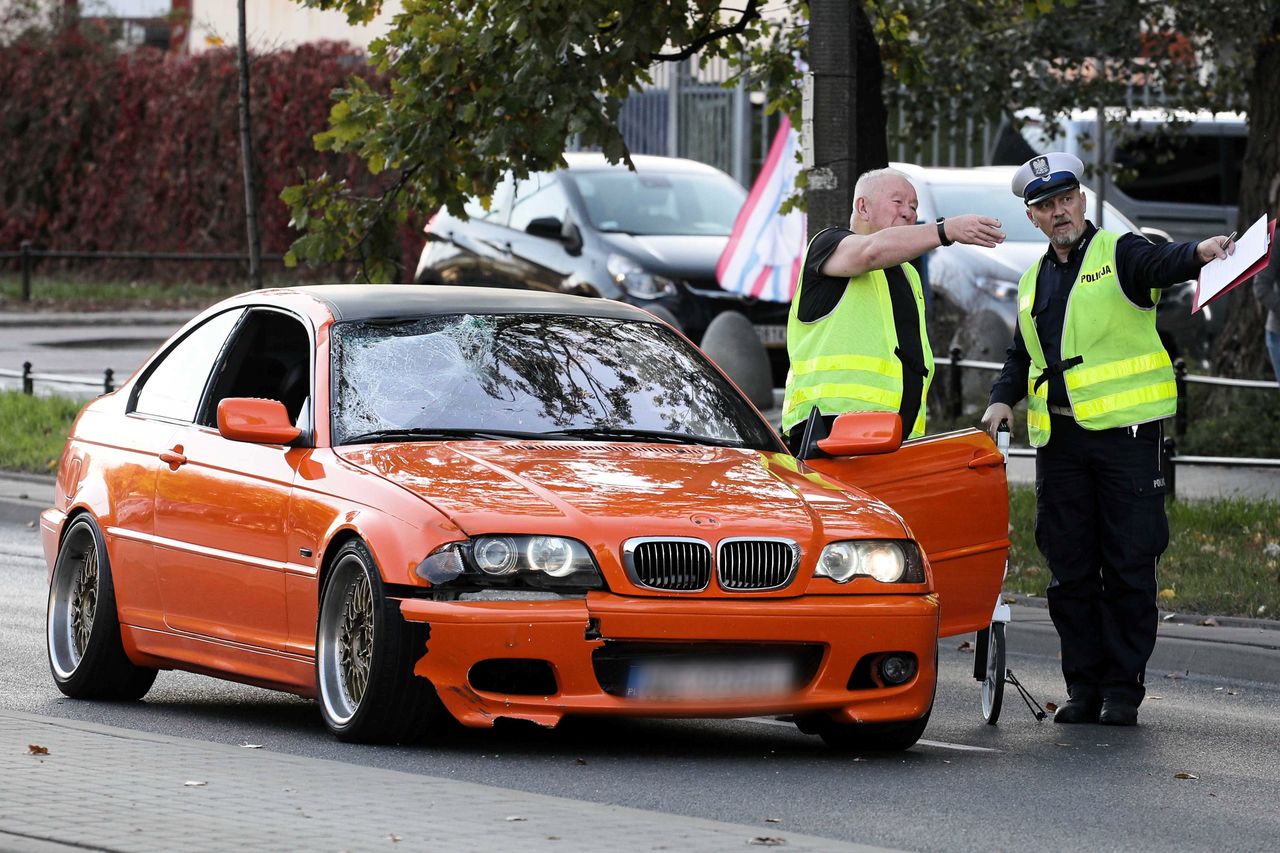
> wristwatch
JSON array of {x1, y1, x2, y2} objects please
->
[{"x1": 935, "y1": 217, "x2": 953, "y2": 247}]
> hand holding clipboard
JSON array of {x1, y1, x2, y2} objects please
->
[{"x1": 1193, "y1": 214, "x2": 1275, "y2": 313}]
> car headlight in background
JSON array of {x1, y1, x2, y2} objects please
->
[
  {"x1": 606, "y1": 253, "x2": 677, "y2": 300},
  {"x1": 416, "y1": 535, "x2": 603, "y2": 589},
  {"x1": 815, "y1": 540, "x2": 924, "y2": 584},
  {"x1": 973, "y1": 275, "x2": 1019, "y2": 302}
]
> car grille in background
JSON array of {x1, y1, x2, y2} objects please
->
[
  {"x1": 717, "y1": 539, "x2": 798, "y2": 591},
  {"x1": 623, "y1": 538, "x2": 799, "y2": 592},
  {"x1": 626, "y1": 539, "x2": 711, "y2": 591}
]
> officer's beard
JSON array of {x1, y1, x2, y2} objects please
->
[{"x1": 1049, "y1": 217, "x2": 1085, "y2": 249}]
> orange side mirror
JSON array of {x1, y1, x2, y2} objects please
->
[
  {"x1": 217, "y1": 398, "x2": 301, "y2": 445},
  {"x1": 816, "y1": 411, "x2": 902, "y2": 457}
]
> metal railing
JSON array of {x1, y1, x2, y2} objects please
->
[
  {"x1": 934, "y1": 348, "x2": 1280, "y2": 498},
  {"x1": 0, "y1": 361, "x2": 116, "y2": 396},
  {"x1": 0, "y1": 243, "x2": 287, "y2": 302}
]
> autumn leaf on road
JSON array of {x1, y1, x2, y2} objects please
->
[
  {"x1": 957, "y1": 640, "x2": 973, "y2": 652},
  {"x1": 27, "y1": 744, "x2": 48, "y2": 755},
  {"x1": 1174, "y1": 772, "x2": 1199, "y2": 780}
]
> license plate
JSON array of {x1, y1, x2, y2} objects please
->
[
  {"x1": 626, "y1": 658, "x2": 797, "y2": 700},
  {"x1": 754, "y1": 324, "x2": 787, "y2": 347}
]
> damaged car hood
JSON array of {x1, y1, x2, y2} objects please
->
[{"x1": 337, "y1": 441, "x2": 906, "y2": 541}]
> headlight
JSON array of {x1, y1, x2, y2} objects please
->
[
  {"x1": 606, "y1": 253, "x2": 677, "y2": 300},
  {"x1": 815, "y1": 540, "x2": 923, "y2": 584},
  {"x1": 416, "y1": 536, "x2": 603, "y2": 589},
  {"x1": 973, "y1": 275, "x2": 1019, "y2": 302}
]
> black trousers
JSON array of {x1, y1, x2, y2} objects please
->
[{"x1": 1035, "y1": 415, "x2": 1168, "y2": 705}]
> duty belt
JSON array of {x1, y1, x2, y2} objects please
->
[
  {"x1": 1033, "y1": 355, "x2": 1084, "y2": 391},
  {"x1": 1048, "y1": 404, "x2": 1074, "y2": 417}
]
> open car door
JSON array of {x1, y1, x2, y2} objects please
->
[{"x1": 807, "y1": 428, "x2": 1010, "y2": 638}]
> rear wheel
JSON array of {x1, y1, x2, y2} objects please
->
[
  {"x1": 980, "y1": 623, "x2": 1006, "y2": 725},
  {"x1": 316, "y1": 540, "x2": 444, "y2": 743},
  {"x1": 47, "y1": 516, "x2": 157, "y2": 700}
]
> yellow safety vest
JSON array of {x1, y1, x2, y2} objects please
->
[
  {"x1": 781, "y1": 233, "x2": 933, "y2": 439},
  {"x1": 1018, "y1": 229, "x2": 1177, "y2": 447}
]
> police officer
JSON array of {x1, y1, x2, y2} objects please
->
[
  {"x1": 782, "y1": 167, "x2": 1004, "y2": 450},
  {"x1": 981, "y1": 152, "x2": 1234, "y2": 726}
]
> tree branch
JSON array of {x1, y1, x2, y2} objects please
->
[{"x1": 651, "y1": 0, "x2": 761, "y2": 62}]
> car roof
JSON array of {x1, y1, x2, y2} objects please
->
[
  {"x1": 558, "y1": 151, "x2": 732, "y2": 176},
  {"x1": 891, "y1": 162, "x2": 1023, "y2": 186},
  {"x1": 290, "y1": 284, "x2": 662, "y2": 324}
]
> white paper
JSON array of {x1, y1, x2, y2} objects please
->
[{"x1": 1196, "y1": 213, "x2": 1269, "y2": 310}]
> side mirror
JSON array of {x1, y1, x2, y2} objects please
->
[
  {"x1": 217, "y1": 398, "x2": 301, "y2": 445},
  {"x1": 816, "y1": 411, "x2": 903, "y2": 457},
  {"x1": 526, "y1": 216, "x2": 564, "y2": 241},
  {"x1": 1141, "y1": 227, "x2": 1173, "y2": 245}
]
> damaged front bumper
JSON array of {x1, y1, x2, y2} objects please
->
[{"x1": 398, "y1": 592, "x2": 939, "y2": 728}]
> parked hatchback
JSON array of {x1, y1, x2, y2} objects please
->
[{"x1": 414, "y1": 153, "x2": 790, "y2": 368}]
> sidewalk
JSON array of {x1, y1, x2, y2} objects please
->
[{"x1": 0, "y1": 709, "x2": 885, "y2": 853}]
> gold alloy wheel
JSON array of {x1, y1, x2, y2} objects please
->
[
  {"x1": 69, "y1": 540, "x2": 99, "y2": 663},
  {"x1": 338, "y1": 570, "x2": 373, "y2": 709}
]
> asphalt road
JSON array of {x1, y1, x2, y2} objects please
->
[{"x1": 2, "y1": 517, "x2": 1278, "y2": 852}]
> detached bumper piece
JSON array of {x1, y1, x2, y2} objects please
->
[{"x1": 398, "y1": 593, "x2": 938, "y2": 728}]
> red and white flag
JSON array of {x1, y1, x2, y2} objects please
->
[{"x1": 716, "y1": 118, "x2": 806, "y2": 303}]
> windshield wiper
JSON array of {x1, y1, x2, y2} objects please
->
[
  {"x1": 545, "y1": 427, "x2": 744, "y2": 447},
  {"x1": 342, "y1": 427, "x2": 546, "y2": 444}
]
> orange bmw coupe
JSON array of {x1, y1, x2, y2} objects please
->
[{"x1": 42, "y1": 285, "x2": 1008, "y2": 750}]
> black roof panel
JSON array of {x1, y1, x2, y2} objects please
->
[{"x1": 291, "y1": 284, "x2": 660, "y2": 324}]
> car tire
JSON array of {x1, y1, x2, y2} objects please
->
[
  {"x1": 316, "y1": 539, "x2": 444, "y2": 744},
  {"x1": 806, "y1": 707, "x2": 932, "y2": 753},
  {"x1": 47, "y1": 516, "x2": 157, "y2": 701}
]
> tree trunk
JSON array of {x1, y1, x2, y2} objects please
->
[
  {"x1": 806, "y1": 0, "x2": 890, "y2": 234},
  {"x1": 236, "y1": 0, "x2": 263, "y2": 289},
  {"x1": 1210, "y1": 11, "x2": 1280, "y2": 378}
]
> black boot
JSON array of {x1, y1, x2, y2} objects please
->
[
  {"x1": 1053, "y1": 694, "x2": 1101, "y2": 724},
  {"x1": 1099, "y1": 697, "x2": 1139, "y2": 726}
]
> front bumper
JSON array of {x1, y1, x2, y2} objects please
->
[{"x1": 399, "y1": 592, "x2": 939, "y2": 728}]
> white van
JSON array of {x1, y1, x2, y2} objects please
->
[{"x1": 989, "y1": 108, "x2": 1247, "y2": 243}]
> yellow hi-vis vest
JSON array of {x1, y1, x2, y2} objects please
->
[
  {"x1": 781, "y1": 238, "x2": 933, "y2": 439},
  {"x1": 1018, "y1": 228, "x2": 1177, "y2": 447}
]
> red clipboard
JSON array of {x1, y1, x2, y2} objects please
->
[{"x1": 1193, "y1": 218, "x2": 1275, "y2": 313}]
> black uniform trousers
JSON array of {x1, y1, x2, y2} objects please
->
[{"x1": 1035, "y1": 414, "x2": 1168, "y2": 706}]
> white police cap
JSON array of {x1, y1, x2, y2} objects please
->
[{"x1": 1011, "y1": 152, "x2": 1084, "y2": 205}]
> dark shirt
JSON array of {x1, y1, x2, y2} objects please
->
[
  {"x1": 989, "y1": 222, "x2": 1203, "y2": 408},
  {"x1": 793, "y1": 227, "x2": 926, "y2": 434}
]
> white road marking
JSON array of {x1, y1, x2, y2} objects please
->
[{"x1": 743, "y1": 716, "x2": 1000, "y2": 752}]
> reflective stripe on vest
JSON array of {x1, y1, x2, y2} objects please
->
[
  {"x1": 1016, "y1": 229, "x2": 1176, "y2": 447},
  {"x1": 781, "y1": 233, "x2": 932, "y2": 439}
]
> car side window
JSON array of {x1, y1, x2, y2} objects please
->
[
  {"x1": 133, "y1": 309, "x2": 244, "y2": 422},
  {"x1": 199, "y1": 309, "x2": 312, "y2": 429},
  {"x1": 508, "y1": 174, "x2": 570, "y2": 233},
  {"x1": 463, "y1": 173, "x2": 514, "y2": 223}
]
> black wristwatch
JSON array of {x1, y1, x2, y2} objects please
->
[{"x1": 935, "y1": 217, "x2": 953, "y2": 247}]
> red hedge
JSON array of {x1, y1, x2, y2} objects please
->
[{"x1": 0, "y1": 34, "x2": 417, "y2": 280}]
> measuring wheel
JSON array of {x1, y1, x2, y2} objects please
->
[{"x1": 976, "y1": 622, "x2": 1006, "y2": 724}]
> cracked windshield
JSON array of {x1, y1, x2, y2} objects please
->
[{"x1": 331, "y1": 314, "x2": 777, "y2": 449}]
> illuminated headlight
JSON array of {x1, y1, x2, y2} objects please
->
[
  {"x1": 606, "y1": 253, "x2": 676, "y2": 299},
  {"x1": 415, "y1": 536, "x2": 602, "y2": 589},
  {"x1": 815, "y1": 540, "x2": 923, "y2": 584},
  {"x1": 974, "y1": 275, "x2": 1019, "y2": 301}
]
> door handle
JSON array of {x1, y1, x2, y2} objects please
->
[
  {"x1": 159, "y1": 446, "x2": 187, "y2": 470},
  {"x1": 967, "y1": 451, "x2": 1004, "y2": 469}
]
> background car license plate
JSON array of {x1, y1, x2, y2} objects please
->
[
  {"x1": 626, "y1": 658, "x2": 796, "y2": 700},
  {"x1": 754, "y1": 324, "x2": 787, "y2": 347}
]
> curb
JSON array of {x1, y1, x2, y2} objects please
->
[{"x1": 1004, "y1": 592, "x2": 1278, "y2": 632}]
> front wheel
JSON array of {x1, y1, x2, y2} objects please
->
[
  {"x1": 47, "y1": 516, "x2": 157, "y2": 700},
  {"x1": 802, "y1": 707, "x2": 932, "y2": 753},
  {"x1": 981, "y1": 622, "x2": 1006, "y2": 725},
  {"x1": 316, "y1": 540, "x2": 444, "y2": 743}
]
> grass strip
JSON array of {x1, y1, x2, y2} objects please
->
[
  {"x1": 0, "y1": 391, "x2": 84, "y2": 475},
  {"x1": 1006, "y1": 485, "x2": 1279, "y2": 621}
]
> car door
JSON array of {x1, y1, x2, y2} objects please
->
[
  {"x1": 147, "y1": 309, "x2": 310, "y2": 651},
  {"x1": 505, "y1": 173, "x2": 582, "y2": 292},
  {"x1": 807, "y1": 429, "x2": 1009, "y2": 638}
]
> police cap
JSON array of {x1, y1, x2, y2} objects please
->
[{"x1": 1011, "y1": 152, "x2": 1084, "y2": 206}]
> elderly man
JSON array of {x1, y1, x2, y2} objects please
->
[
  {"x1": 981, "y1": 152, "x2": 1233, "y2": 726},
  {"x1": 781, "y1": 167, "x2": 1005, "y2": 449}
]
